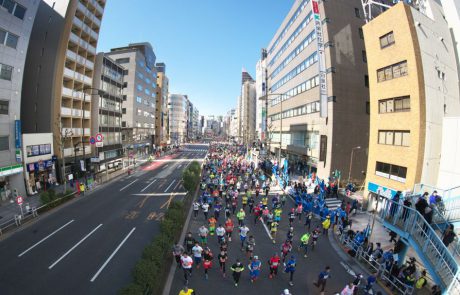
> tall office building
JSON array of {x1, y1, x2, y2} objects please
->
[
  {"x1": 105, "y1": 43, "x2": 157, "y2": 157},
  {"x1": 0, "y1": 0, "x2": 39, "y2": 196},
  {"x1": 168, "y1": 94, "x2": 188, "y2": 144},
  {"x1": 255, "y1": 49, "x2": 268, "y2": 141},
  {"x1": 21, "y1": 0, "x2": 106, "y2": 183},
  {"x1": 155, "y1": 62, "x2": 169, "y2": 148},
  {"x1": 363, "y1": 1, "x2": 460, "y2": 200},
  {"x1": 265, "y1": 0, "x2": 369, "y2": 179},
  {"x1": 91, "y1": 53, "x2": 124, "y2": 175},
  {"x1": 237, "y1": 69, "x2": 257, "y2": 145},
  {"x1": 192, "y1": 106, "x2": 200, "y2": 140}
]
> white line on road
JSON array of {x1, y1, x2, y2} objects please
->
[
  {"x1": 120, "y1": 179, "x2": 138, "y2": 191},
  {"x1": 18, "y1": 220, "x2": 75, "y2": 258},
  {"x1": 163, "y1": 164, "x2": 169, "y2": 168},
  {"x1": 90, "y1": 227, "x2": 136, "y2": 282},
  {"x1": 164, "y1": 180, "x2": 176, "y2": 192},
  {"x1": 140, "y1": 179, "x2": 157, "y2": 192},
  {"x1": 261, "y1": 219, "x2": 273, "y2": 240},
  {"x1": 131, "y1": 192, "x2": 187, "y2": 197},
  {"x1": 48, "y1": 224, "x2": 103, "y2": 269}
]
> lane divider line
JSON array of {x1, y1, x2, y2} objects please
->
[
  {"x1": 18, "y1": 220, "x2": 75, "y2": 258},
  {"x1": 120, "y1": 179, "x2": 138, "y2": 191},
  {"x1": 164, "y1": 180, "x2": 176, "y2": 193},
  {"x1": 140, "y1": 179, "x2": 157, "y2": 192},
  {"x1": 48, "y1": 224, "x2": 103, "y2": 270},
  {"x1": 261, "y1": 219, "x2": 273, "y2": 240},
  {"x1": 90, "y1": 227, "x2": 136, "y2": 282}
]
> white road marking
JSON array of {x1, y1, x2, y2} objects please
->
[
  {"x1": 340, "y1": 261, "x2": 356, "y2": 276},
  {"x1": 120, "y1": 179, "x2": 138, "y2": 191},
  {"x1": 140, "y1": 179, "x2": 157, "y2": 192},
  {"x1": 131, "y1": 192, "x2": 187, "y2": 197},
  {"x1": 48, "y1": 224, "x2": 103, "y2": 269},
  {"x1": 18, "y1": 220, "x2": 75, "y2": 258},
  {"x1": 164, "y1": 180, "x2": 176, "y2": 192},
  {"x1": 90, "y1": 227, "x2": 136, "y2": 282},
  {"x1": 163, "y1": 164, "x2": 169, "y2": 168},
  {"x1": 261, "y1": 220, "x2": 273, "y2": 240}
]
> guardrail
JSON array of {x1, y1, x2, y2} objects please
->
[
  {"x1": 339, "y1": 234, "x2": 415, "y2": 295},
  {"x1": 0, "y1": 191, "x2": 77, "y2": 236}
]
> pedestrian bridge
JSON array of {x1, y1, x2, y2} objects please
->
[{"x1": 378, "y1": 196, "x2": 460, "y2": 294}]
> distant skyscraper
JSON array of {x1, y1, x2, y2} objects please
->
[{"x1": 237, "y1": 70, "x2": 256, "y2": 145}]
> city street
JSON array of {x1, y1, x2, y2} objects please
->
[
  {"x1": 0, "y1": 144, "x2": 208, "y2": 295},
  {"x1": 169, "y1": 177, "x2": 375, "y2": 295}
]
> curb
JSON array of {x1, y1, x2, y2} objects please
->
[{"x1": 162, "y1": 165, "x2": 203, "y2": 295}]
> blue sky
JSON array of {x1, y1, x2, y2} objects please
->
[{"x1": 97, "y1": 0, "x2": 292, "y2": 116}]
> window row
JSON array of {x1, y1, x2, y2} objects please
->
[
  {"x1": 100, "y1": 97, "x2": 121, "y2": 112},
  {"x1": 380, "y1": 31, "x2": 395, "y2": 49},
  {"x1": 271, "y1": 75, "x2": 320, "y2": 106},
  {"x1": 0, "y1": 100, "x2": 8, "y2": 115},
  {"x1": 377, "y1": 61, "x2": 408, "y2": 82},
  {"x1": 270, "y1": 30, "x2": 316, "y2": 80},
  {"x1": 101, "y1": 80, "x2": 122, "y2": 96},
  {"x1": 0, "y1": 135, "x2": 8, "y2": 151},
  {"x1": 378, "y1": 130, "x2": 410, "y2": 147},
  {"x1": 270, "y1": 100, "x2": 320, "y2": 121},
  {"x1": 0, "y1": 27, "x2": 19, "y2": 49},
  {"x1": 102, "y1": 65, "x2": 123, "y2": 83},
  {"x1": 269, "y1": 11, "x2": 313, "y2": 67},
  {"x1": 272, "y1": 52, "x2": 318, "y2": 92},
  {"x1": 0, "y1": 63, "x2": 13, "y2": 81},
  {"x1": 268, "y1": 0, "x2": 310, "y2": 54},
  {"x1": 378, "y1": 96, "x2": 410, "y2": 113},
  {"x1": 1, "y1": 0, "x2": 26, "y2": 20},
  {"x1": 100, "y1": 114, "x2": 121, "y2": 127},
  {"x1": 101, "y1": 132, "x2": 121, "y2": 145},
  {"x1": 375, "y1": 161, "x2": 407, "y2": 183}
]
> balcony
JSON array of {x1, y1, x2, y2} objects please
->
[
  {"x1": 84, "y1": 110, "x2": 91, "y2": 117},
  {"x1": 89, "y1": 0, "x2": 104, "y2": 15},
  {"x1": 72, "y1": 109, "x2": 82, "y2": 117},
  {"x1": 62, "y1": 87, "x2": 73, "y2": 98},
  {"x1": 77, "y1": 2, "x2": 101, "y2": 27},
  {"x1": 72, "y1": 17, "x2": 98, "y2": 42},
  {"x1": 63, "y1": 145, "x2": 91, "y2": 157},
  {"x1": 66, "y1": 49, "x2": 77, "y2": 61},
  {"x1": 61, "y1": 107, "x2": 72, "y2": 116}
]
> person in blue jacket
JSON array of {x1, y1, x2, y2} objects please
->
[{"x1": 284, "y1": 255, "x2": 297, "y2": 286}]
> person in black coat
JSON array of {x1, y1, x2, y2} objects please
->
[{"x1": 415, "y1": 193, "x2": 429, "y2": 216}]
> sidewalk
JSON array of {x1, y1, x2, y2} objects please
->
[{"x1": 0, "y1": 151, "x2": 177, "y2": 228}]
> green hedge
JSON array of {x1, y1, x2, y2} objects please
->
[
  {"x1": 39, "y1": 189, "x2": 76, "y2": 209},
  {"x1": 119, "y1": 163, "x2": 201, "y2": 295},
  {"x1": 119, "y1": 202, "x2": 186, "y2": 295}
]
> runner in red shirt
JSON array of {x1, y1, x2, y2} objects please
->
[
  {"x1": 268, "y1": 253, "x2": 281, "y2": 279},
  {"x1": 225, "y1": 217, "x2": 234, "y2": 242}
]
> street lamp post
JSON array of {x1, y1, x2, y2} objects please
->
[
  {"x1": 79, "y1": 87, "x2": 103, "y2": 182},
  {"x1": 259, "y1": 94, "x2": 288, "y2": 168},
  {"x1": 347, "y1": 146, "x2": 361, "y2": 184}
]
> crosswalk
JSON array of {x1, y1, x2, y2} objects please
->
[
  {"x1": 325, "y1": 197, "x2": 342, "y2": 210},
  {"x1": 180, "y1": 148, "x2": 208, "y2": 152}
]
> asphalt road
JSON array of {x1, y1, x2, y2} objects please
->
[
  {"x1": 0, "y1": 144, "x2": 208, "y2": 295},
  {"x1": 170, "y1": 181, "x2": 371, "y2": 295}
]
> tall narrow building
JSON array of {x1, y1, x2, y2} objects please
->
[
  {"x1": 0, "y1": 0, "x2": 39, "y2": 196},
  {"x1": 21, "y1": 0, "x2": 106, "y2": 183},
  {"x1": 168, "y1": 94, "x2": 188, "y2": 144},
  {"x1": 155, "y1": 62, "x2": 169, "y2": 148},
  {"x1": 91, "y1": 53, "x2": 124, "y2": 175},
  {"x1": 237, "y1": 69, "x2": 257, "y2": 145}
]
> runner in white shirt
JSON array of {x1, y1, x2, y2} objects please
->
[
  {"x1": 202, "y1": 203, "x2": 209, "y2": 219},
  {"x1": 180, "y1": 253, "x2": 193, "y2": 283},
  {"x1": 216, "y1": 224, "x2": 226, "y2": 244},
  {"x1": 341, "y1": 283, "x2": 355, "y2": 295},
  {"x1": 193, "y1": 201, "x2": 200, "y2": 218},
  {"x1": 239, "y1": 224, "x2": 250, "y2": 250},
  {"x1": 191, "y1": 242, "x2": 203, "y2": 269}
]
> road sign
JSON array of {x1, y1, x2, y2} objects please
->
[
  {"x1": 16, "y1": 196, "x2": 23, "y2": 205},
  {"x1": 95, "y1": 133, "x2": 103, "y2": 142},
  {"x1": 90, "y1": 136, "x2": 96, "y2": 145},
  {"x1": 95, "y1": 141, "x2": 103, "y2": 148}
]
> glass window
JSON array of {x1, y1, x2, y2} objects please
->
[
  {"x1": 136, "y1": 84, "x2": 143, "y2": 91},
  {"x1": 394, "y1": 132, "x2": 402, "y2": 146},
  {"x1": 398, "y1": 166, "x2": 407, "y2": 178},
  {"x1": 403, "y1": 97, "x2": 410, "y2": 110},
  {"x1": 0, "y1": 136, "x2": 8, "y2": 151},
  {"x1": 380, "y1": 32, "x2": 395, "y2": 48},
  {"x1": 137, "y1": 72, "x2": 144, "y2": 79},
  {"x1": 386, "y1": 100, "x2": 394, "y2": 112},
  {"x1": 136, "y1": 96, "x2": 142, "y2": 103},
  {"x1": 402, "y1": 132, "x2": 410, "y2": 147},
  {"x1": 0, "y1": 29, "x2": 6, "y2": 45},
  {"x1": 385, "y1": 131, "x2": 393, "y2": 145},
  {"x1": 13, "y1": 3, "x2": 26, "y2": 19},
  {"x1": 2, "y1": 0, "x2": 15, "y2": 14},
  {"x1": 145, "y1": 88, "x2": 150, "y2": 95},
  {"x1": 378, "y1": 131, "x2": 386, "y2": 144},
  {"x1": 0, "y1": 63, "x2": 13, "y2": 81},
  {"x1": 390, "y1": 165, "x2": 400, "y2": 177},
  {"x1": 0, "y1": 100, "x2": 8, "y2": 115}
]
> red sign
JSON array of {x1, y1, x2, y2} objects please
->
[
  {"x1": 312, "y1": 0, "x2": 319, "y2": 14},
  {"x1": 16, "y1": 196, "x2": 23, "y2": 205}
]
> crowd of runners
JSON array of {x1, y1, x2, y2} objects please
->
[{"x1": 171, "y1": 143, "x2": 384, "y2": 295}]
